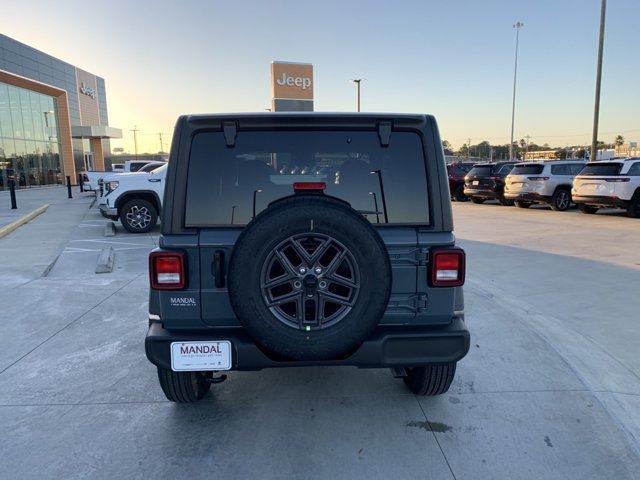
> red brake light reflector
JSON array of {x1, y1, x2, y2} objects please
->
[
  {"x1": 150, "y1": 252, "x2": 186, "y2": 290},
  {"x1": 431, "y1": 248, "x2": 465, "y2": 287},
  {"x1": 293, "y1": 182, "x2": 326, "y2": 191}
]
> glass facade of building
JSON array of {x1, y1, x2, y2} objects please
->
[{"x1": 0, "y1": 81, "x2": 62, "y2": 189}]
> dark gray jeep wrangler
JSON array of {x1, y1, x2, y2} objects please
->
[{"x1": 145, "y1": 113, "x2": 469, "y2": 402}]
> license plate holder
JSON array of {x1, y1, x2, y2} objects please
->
[{"x1": 171, "y1": 341, "x2": 232, "y2": 371}]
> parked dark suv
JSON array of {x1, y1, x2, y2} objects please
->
[
  {"x1": 145, "y1": 113, "x2": 469, "y2": 402},
  {"x1": 447, "y1": 162, "x2": 475, "y2": 201},
  {"x1": 464, "y1": 161, "x2": 516, "y2": 205}
]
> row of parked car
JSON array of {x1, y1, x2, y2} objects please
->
[
  {"x1": 447, "y1": 157, "x2": 640, "y2": 217},
  {"x1": 81, "y1": 160, "x2": 167, "y2": 233}
]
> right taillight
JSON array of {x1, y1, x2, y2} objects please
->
[
  {"x1": 430, "y1": 248, "x2": 465, "y2": 287},
  {"x1": 149, "y1": 251, "x2": 186, "y2": 290}
]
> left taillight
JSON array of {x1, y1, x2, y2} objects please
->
[
  {"x1": 430, "y1": 248, "x2": 465, "y2": 287},
  {"x1": 149, "y1": 252, "x2": 186, "y2": 290}
]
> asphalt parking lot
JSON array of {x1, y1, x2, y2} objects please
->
[{"x1": 1, "y1": 189, "x2": 639, "y2": 479}]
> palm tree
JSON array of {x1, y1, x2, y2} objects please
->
[{"x1": 614, "y1": 135, "x2": 624, "y2": 147}]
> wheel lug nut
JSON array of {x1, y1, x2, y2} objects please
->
[
  {"x1": 319, "y1": 281, "x2": 327, "y2": 289},
  {"x1": 314, "y1": 267, "x2": 322, "y2": 274},
  {"x1": 299, "y1": 267, "x2": 306, "y2": 274},
  {"x1": 293, "y1": 281, "x2": 302, "y2": 289}
]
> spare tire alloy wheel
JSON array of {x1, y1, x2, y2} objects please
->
[
  {"x1": 228, "y1": 195, "x2": 391, "y2": 361},
  {"x1": 261, "y1": 233, "x2": 359, "y2": 330}
]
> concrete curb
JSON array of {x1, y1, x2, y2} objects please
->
[
  {"x1": 95, "y1": 246, "x2": 115, "y2": 274},
  {"x1": 0, "y1": 203, "x2": 50, "y2": 239}
]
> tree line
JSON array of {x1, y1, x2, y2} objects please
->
[{"x1": 442, "y1": 135, "x2": 625, "y2": 160}]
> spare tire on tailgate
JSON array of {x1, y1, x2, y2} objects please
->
[{"x1": 227, "y1": 194, "x2": 391, "y2": 361}]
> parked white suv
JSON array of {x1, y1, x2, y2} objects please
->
[
  {"x1": 99, "y1": 164, "x2": 167, "y2": 233},
  {"x1": 504, "y1": 160, "x2": 586, "y2": 211},
  {"x1": 572, "y1": 158, "x2": 640, "y2": 218}
]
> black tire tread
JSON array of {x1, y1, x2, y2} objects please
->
[
  {"x1": 157, "y1": 368, "x2": 210, "y2": 403},
  {"x1": 626, "y1": 194, "x2": 640, "y2": 218},
  {"x1": 403, "y1": 363, "x2": 456, "y2": 396}
]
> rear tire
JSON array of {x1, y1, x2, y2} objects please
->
[
  {"x1": 579, "y1": 204, "x2": 599, "y2": 214},
  {"x1": 499, "y1": 197, "x2": 515, "y2": 206},
  {"x1": 453, "y1": 185, "x2": 468, "y2": 202},
  {"x1": 470, "y1": 197, "x2": 485, "y2": 204},
  {"x1": 514, "y1": 201, "x2": 532, "y2": 209},
  {"x1": 157, "y1": 368, "x2": 211, "y2": 403},
  {"x1": 403, "y1": 364, "x2": 456, "y2": 396},
  {"x1": 626, "y1": 195, "x2": 640, "y2": 218},
  {"x1": 550, "y1": 188, "x2": 571, "y2": 211}
]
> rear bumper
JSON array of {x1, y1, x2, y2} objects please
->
[
  {"x1": 572, "y1": 195, "x2": 629, "y2": 208},
  {"x1": 504, "y1": 192, "x2": 551, "y2": 203},
  {"x1": 463, "y1": 187, "x2": 500, "y2": 199},
  {"x1": 145, "y1": 317, "x2": 470, "y2": 371}
]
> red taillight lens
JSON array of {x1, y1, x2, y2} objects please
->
[
  {"x1": 150, "y1": 252, "x2": 186, "y2": 290},
  {"x1": 430, "y1": 248, "x2": 465, "y2": 287},
  {"x1": 293, "y1": 182, "x2": 326, "y2": 191}
]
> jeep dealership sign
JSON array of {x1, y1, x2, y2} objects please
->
[{"x1": 271, "y1": 61, "x2": 314, "y2": 111}]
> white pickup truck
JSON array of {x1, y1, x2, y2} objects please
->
[
  {"x1": 82, "y1": 160, "x2": 165, "y2": 191},
  {"x1": 99, "y1": 164, "x2": 167, "y2": 233}
]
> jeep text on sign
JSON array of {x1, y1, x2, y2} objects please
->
[{"x1": 271, "y1": 61, "x2": 314, "y2": 100}]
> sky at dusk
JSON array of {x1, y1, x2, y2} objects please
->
[{"x1": 2, "y1": 0, "x2": 639, "y2": 153}]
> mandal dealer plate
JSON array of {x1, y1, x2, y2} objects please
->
[{"x1": 171, "y1": 341, "x2": 232, "y2": 371}]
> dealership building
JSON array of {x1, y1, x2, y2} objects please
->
[{"x1": 0, "y1": 34, "x2": 121, "y2": 190}]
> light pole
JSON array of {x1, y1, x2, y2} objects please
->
[
  {"x1": 509, "y1": 21, "x2": 524, "y2": 161},
  {"x1": 130, "y1": 126, "x2": 139, "y2": 160},
  {"x1": 351, "y1": 79, "x2": 362, "y2": 112},
  {"x1": 591, "y1": 0, "x2": 607, "y2": 162},
  {"x1": 368, "y1": 191, "x2": 380, "y2": 223},
  {"x1": 252, "y1": 189, "x2": 262, "y2": 218},
  {"x1": 370, "y1": 170, "x2": 389, "y2": 223},
  {"x1": 230, "y1": 205, "x2": 237, "y2": 224}
]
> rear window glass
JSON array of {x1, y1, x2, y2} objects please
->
[
  {"x1": 579, "y1": 163, "x2": 622, "y2": 176},
  {"x1": 494, "y1": 164, "x2": 514, "y2": 175},
  {"x1": 455, "y1": 164, "x2": 473, "y2": 174},
  {"x1": 185, "y1": 130, "x2": 430, "y2": 226},
  {"x1": 468, "y1": 166, "x2": 493, "y2": 176},
  {"x1": 511, "y1": 164, "x2": 544, "y2": 175}
]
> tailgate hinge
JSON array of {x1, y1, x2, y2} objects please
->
[
  {"x1": 418, "y1": 248, "x2": 429, "y2": 265},
  {"x1": 417, "y1": 294, "x2": 428, "y2": 312}
]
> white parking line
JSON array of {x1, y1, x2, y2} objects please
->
[
  {"x1": 69, "y1": 239, "x2": 154, "y2": 247},
  {"x1": 63, "y1": 246, "x2": 153, "y2": 254}
]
